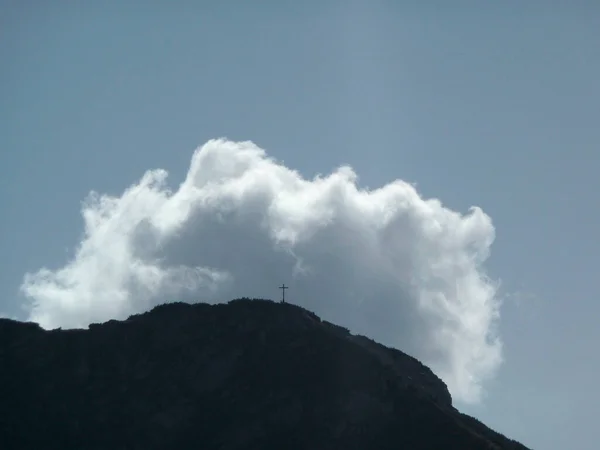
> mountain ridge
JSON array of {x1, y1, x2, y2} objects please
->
[{"x1": 0, "y1": 298, "x2": 529, "y2": 449}]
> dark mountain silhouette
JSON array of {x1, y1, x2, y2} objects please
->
[{"x1": 0, "y1": 298, "x2": 529, "y2": 449}]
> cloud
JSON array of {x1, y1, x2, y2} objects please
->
[{"x1": 20, "y1": 138, "x2": 502, "y2": 404}]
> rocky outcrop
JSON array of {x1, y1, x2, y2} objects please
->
[{"x1": 0, "y1": 298, "x2": 529, "y2": 449}]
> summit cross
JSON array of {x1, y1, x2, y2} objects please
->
[{"x1": 279, "y1": 284, "x2": 288, "y2": 303}]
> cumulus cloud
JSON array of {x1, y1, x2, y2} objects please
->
[{"x1": 20, "y1": 139, "x2": 502, "y2": 404}]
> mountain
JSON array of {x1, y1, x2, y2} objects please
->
[{"x1": 0, "y1": 298, "x2": 529, "y2": 449}]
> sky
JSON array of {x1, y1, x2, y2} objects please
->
[{"x1": 1, "y1": 2, "x2": 599, "y2": 449}]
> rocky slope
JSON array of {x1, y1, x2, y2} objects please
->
[{"x1": 0, "y1": 298, "x2": 529, "y2": 449}]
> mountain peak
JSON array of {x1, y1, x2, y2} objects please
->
[{"x1": 0, "y1": 298, "x2": 528, "y2": 449}]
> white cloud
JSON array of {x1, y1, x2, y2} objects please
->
[{"x1": 20, "y1": 138, "x2": 502, "y2": 404}]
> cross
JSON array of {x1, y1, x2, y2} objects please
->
[{"x1": 279, "y1": 284, "x2": 288, "y2": 303}]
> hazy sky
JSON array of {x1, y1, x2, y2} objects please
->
[{"x1": 2, "y1": 2, "x2": 599, "y2": 449}]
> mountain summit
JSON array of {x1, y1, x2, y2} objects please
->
[{"x1": 0, "y1": 298, "x2": 528, "y2": 449}]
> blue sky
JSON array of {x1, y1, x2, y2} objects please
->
[{"x1": 2, "y1": 2, "x2": 599, "y2": 448}]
